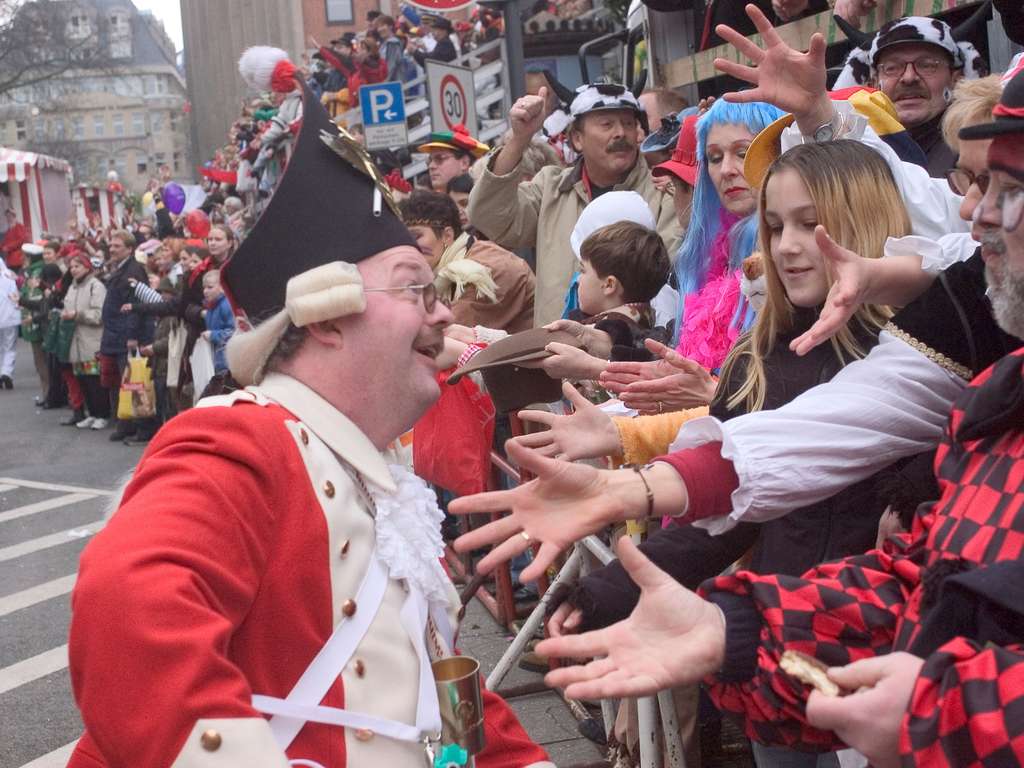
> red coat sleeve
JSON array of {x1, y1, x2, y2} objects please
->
[{"x1": 68, "y1": 404, "x2": 294, "y2": 766}]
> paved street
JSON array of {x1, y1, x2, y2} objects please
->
[{"x1": 0, "y1": 339, "x2": 602, "y2": 767}]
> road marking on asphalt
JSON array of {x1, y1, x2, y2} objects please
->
[
  {"x1": 0, "y1": 520, "x2": 105, "y2": 563},
  {"x1": 20, "y1": 741, "x2": 79, "y2": 768},
  {"x1": 0, "y1": 493, "x2": 97, "y2": 523},
  {"x1": 0, "y1": 477, "x2": 115, "y2": 496},
  {"x1": 0, "y1": 483, "x2": 17, "y2": 493},
  {"x1": 0, "y1": 644, "x2": 68, "y2": 695},
  {"x1": 0, "y1": 574, "x2": 77, "y2": 618}
]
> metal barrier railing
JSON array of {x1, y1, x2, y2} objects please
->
[{"x1": 450, "y1": 410, "x2": 690, "y2": 768}]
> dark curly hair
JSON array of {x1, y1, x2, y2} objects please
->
[{"x1": 398, "y1": 189, "x2": 462, "y2": 236}]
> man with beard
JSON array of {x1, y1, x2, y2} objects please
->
[
  {"x1": 468, "y1": 80, "x2": 680, "y2": 325},
  {"x1": 64, "y1": 72, "x2": 553, "y2": 768},
  {"x1": 454, "y1": 67, "x2": 1024, "y2": 768},
  {"x1": 833, "y1": 5, "x2": 991, "y2": 177}
]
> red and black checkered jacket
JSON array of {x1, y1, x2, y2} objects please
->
[{"x1": 701, "y1": 347, "x2": 1024, "y2": 764}]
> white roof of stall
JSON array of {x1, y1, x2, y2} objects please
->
[{"x1": 0, "y1": 148, "x2": 71, "y2": 183}]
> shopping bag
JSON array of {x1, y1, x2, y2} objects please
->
[
  {"x1": 413, "y1": 370, "x2": 495, "y2": 497},
  {"x1": 189, "y1": 335, "x2": 216, "y2": 405},
  {"x1": 119, "y1": 352, "x2": 156, "y2": 419}
]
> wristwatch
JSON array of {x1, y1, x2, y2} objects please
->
[{"x1": 810, "y1": 111, "x2": 841, "y2": 143}]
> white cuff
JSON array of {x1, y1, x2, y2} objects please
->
[{"x1": 171, "y1": 718, "x2": 290, "y2": 768}]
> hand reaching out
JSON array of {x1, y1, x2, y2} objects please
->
[
  {"x1": 451, "y1": 440, "x2": 635, "y2": 582},
  {"x1": 600, "y1": 339, "x2": 716, "y2": 414},
  {"x1": 789, "y1": 226, "x2": 870, "y2": 356},
  {"x1": 537, "y1": 537, "x2": 726, "y2": 699},
  {"x1": 513, "y1": 381, "x2": 622, "y2": 462},
  {"x1": 712, "y1": 3, "x2": 831, "y2": 127}
]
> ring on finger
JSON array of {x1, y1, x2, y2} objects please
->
[
  {"x1": 657, "y1": 401, "x2": 664, "y2": 413},
  {"x1": 520, "y1": 531, "x2": 531, "y2": 543}
]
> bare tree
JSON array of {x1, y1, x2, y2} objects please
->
[{"x1": 0, "y1": 0, "x2": 113, "y2": 97}]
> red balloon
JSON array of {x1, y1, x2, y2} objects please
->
[{"x1": 186, "y1": 209, "x2": 211, "y2": 238}]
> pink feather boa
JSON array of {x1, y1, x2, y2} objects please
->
[{"x1": 675, "y1": 211, "x2": 744, "y2": 370}]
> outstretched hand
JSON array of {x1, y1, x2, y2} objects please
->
[
  {"x1": 712, "y1": 3, "x2": 831, "y2": 126},
  {"x1": 601, "y1": 339, "x2": 716, "y2": 414},
  {"x1": 537, "y1": 537, "x2": 726, "y2": 699},
  {"x1": 513, "y1": 381, "x2": 622, "y2": 462},
  {"x1": 450, "y1": 439, "x2": 628, "y2": 582},
  {"x1": 789, "y1": 226, "x2": 870, "y2": 356}
]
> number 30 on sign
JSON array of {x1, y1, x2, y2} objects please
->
[{"x1": 426, "y1": 61, "x2": 477, "y2": 135}]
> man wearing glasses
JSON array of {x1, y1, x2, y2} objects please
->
[
  {"x1": 834, "y1": 10, "x2": 990, "y2": 177},
  {"x1": 64, "y1": 74, "x2": 552, "y2": 768}
]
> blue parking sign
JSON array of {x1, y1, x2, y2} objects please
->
[
  {"x1": 359, "y1": 83, "x2": 408, "y2": 150},
  {"x1": 360, "y1": 82, "x2": 406, "y2": 125}
]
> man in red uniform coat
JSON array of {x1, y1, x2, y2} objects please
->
[{"x1": 66, "y1": 59, "x2": 553, "y2": 768}]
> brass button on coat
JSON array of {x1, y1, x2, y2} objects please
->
[
  {"x1": 355, "y1": 728, "x2": 374, "y2": 741},
  {"x1": 342, "y1": 599, "x2": 357, "y2": 617},
  {"x1": 339, "y1": 539, "x2": 350, "y2": 557},
  {"x1": 354, "y1": 659, "x2": 365, "y2": 677},
  {"x1": 200, "y1": 729, "x2": 222, "y2": 751},
  {"x1": 300, "y1": 428, "x2": 309, "y2": 445},
  {"x1": 324, "y1": 481, "x2": 335, "y2": 498}
]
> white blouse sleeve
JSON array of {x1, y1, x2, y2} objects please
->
[{"x1": 667, "y1": 332, "x2": 967, "y2": 534}]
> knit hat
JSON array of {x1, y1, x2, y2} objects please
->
[{"x1": 70, "y1": 251, "x2": 93, "y2": 272}]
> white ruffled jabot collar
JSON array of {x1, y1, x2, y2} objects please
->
[{"x1": 368, "y1": 463, "x2": 451, "y2": 607}]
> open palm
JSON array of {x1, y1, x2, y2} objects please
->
[
  {"x1": 514, "y1": 381, "x2": 621, "y2": 462},
  {"x1": 450, "y1": 440, "x2": 625, "y2": 581},
  {"x1": 537, "y1": 538, "x2": 726, "y2": 699},
  {"x1": 713, "y1": 3, "x2": 827, "y2": 117}
]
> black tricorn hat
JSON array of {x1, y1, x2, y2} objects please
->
[
  {"x1": 960, "y1": 67, "x2": 1024, "y2": 141},
  {"x1": 222, "y1": 82, "x2": 416, "y2": 323}
]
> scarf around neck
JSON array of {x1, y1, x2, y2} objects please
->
[{"x1": 434, "y1": 231, "x2": 499, "y2": 304}]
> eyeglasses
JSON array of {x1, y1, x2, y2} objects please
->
[
  {"x1": 427, "y1": 152, "x2": 457, "y2": 166},
  {"x1": 363, "y1": 282, "x2": 446, "y2": 312},
  {"x1": 945, "y1": 167, "x2": 990, "y2": 196},
  {"x1": 877, "y1": 57, "x2": 950, "y2": 79},
  {"x1": 977, "y1": 176, "x2": 1024, "y2": 234}
]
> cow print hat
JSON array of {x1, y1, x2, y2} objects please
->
[
  {"x1": 833, "y1": 5, "x2": 990, "y2": 89},
  {"x1": 539, "y1": 69, "x2": 648, "y2": 138}
]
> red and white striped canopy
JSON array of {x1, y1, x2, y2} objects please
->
[{"x1": 0, "y1": 148, "x2": 71, "y2": 183}]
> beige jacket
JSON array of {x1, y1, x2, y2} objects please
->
[
  {"x1": 467, "y1": 152, "x2": 681, "y2": 325},
  {"x1": 64, "y1": 274, "x2": 106, "y2": 365}
]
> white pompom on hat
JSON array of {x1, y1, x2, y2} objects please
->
[{"x1": 238, "y1": 46, "x2": 298, "y2": 94}]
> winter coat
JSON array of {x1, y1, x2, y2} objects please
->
[
  {"x1": 100, "y1": 256, "x2": 152, "y2": 355},
  {"x1": 65, "y1": 275, "x2": 107, "y2": 364},
  {"x1": 468, "y1": 154, "x2": 680, "y2": 325},
  {"x1": 204, "y1": 294, "x2": 234, "y2": 372}
]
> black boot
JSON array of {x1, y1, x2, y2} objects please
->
[{"x1": 61, "y1": 408, "x2": 86, "y2": 426}]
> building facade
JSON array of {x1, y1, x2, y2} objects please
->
[{"x1": 0, "y1": 0, "x2": 193, "y2": 195}]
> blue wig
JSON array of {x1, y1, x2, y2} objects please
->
[{"x1": 673, "y1": 99, "x2": 784, "y2": 342}]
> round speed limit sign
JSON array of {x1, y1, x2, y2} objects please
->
[{"x1": 439, "y1": 74, "x2": 467, "y2": 130}]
